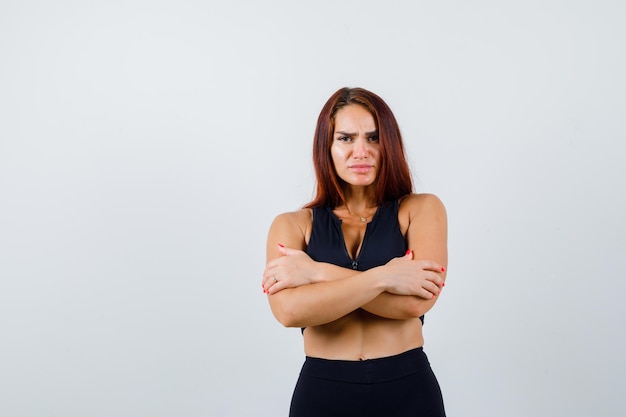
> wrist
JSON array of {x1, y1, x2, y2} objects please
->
[
  {"x1": 315, "y1": 263, "x2": 332, "y2": 283},
  {"x1": 370, "y1": 265, "x2": 390, "y2": 293}
]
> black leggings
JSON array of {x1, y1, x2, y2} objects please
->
[{"x1": 289, "y1": 347, "x2": 446, "y2": 417}]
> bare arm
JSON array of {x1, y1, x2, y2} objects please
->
[
  {"x1": 262, "y1": 211, "x2": 384, "y2": 327},
  {"x1": 365, "y1": 194, "x2": 448, "y2": 318},
  {"x1": 262, "y1": 207, "x2": 444, "y2": 327},
  {"x1": 263, "y1": 248, "x2": 443, "y2": 319}
]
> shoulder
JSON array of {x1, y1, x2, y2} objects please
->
[
  {"x1": 399, "y1": 193, "x2": 446, "y2": 217},
  {"x1": 271, "y1": 208, "x2": 313, "y2": 228},
  {"x1": 268, "y1": 208, "x2": 314, "y2": 248},
  {"x1": 398, "y1": 194, "x2": 447, "y2": 232}
]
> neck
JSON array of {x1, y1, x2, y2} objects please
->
[
  {"x1": 338, "y1": 187, "x2": 377, "y2": 223},
  {"x1": 342, "y1": 186, "x2": 376, "y2": 212}
]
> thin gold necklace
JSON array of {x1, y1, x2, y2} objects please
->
[{"x1": 345, "y1": 205, "x2": 373, "y2": 223}]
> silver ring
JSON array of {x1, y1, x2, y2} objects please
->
[{"x1": 272, "y1": 275, "x2": 278, "y2": 283}]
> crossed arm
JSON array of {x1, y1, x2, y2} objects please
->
[{"x1": 262, "y1": 194, "x2": 448, "y2": 328}]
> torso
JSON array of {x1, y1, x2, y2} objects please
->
[{"x1": 301, "y1": 197, "x2": 425, "y2": 360}]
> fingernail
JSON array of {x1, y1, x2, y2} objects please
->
[
  {"x1": 405, "y1": 249, "x2": 411, "y2": 255},
  {"x1": 441, "y1": 267, "x2": 446, "y2": 272},
  {"x1": 442, "y1": 282, "x2": 446, "y2": 287},
  {"x1": 278, "y1": 243, "x2": 285, "y2": 248}
]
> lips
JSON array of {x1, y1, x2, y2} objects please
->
[{"x1": 349, "y1": 164, "x2": 374, "y2": 173}]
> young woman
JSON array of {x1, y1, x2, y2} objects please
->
[{"x1": 262, "y1": 87, "x2": 447, "y2": 417}]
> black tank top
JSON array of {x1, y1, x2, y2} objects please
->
[{"x1": 306, "y1": 199, "x2": 425, "y2": 325}]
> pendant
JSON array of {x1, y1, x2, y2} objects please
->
[{"x1": 359, "y1": 217, "x2": 368, "y2": 223}]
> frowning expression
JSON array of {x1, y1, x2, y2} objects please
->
[{"x1": 331, "y1": 104, "x2": 380, "y2": 188}]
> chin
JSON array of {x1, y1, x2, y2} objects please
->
[{"x1": 349, "y1": 179, "x2": 376, "y2": 187}]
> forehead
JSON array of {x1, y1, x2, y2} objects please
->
[{"x1": 333, "y1": 104, "x2": 376, "y2": 131}]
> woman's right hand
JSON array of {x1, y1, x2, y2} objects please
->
[
  {"x1": 383, "y1": 251, "x2": 445, "y2": 299},
  {"x1": 262, "y1": 244, "x2": 321, "y2": 294}
]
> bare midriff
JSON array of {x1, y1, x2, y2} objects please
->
[{"x1": 303, "y1": 309, "x2": 424, "y2": 360}]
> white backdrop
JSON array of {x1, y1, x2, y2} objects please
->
[{"x1": 1, "y1": 1, "x2": 624, "y2": 416}]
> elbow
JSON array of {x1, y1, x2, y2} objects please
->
[
  {"x1": 275, "y1": 312, "x2": 299, "y2": 328},
  {"x1": 406, "y1": 297, "x2": 430, "y2": 319},
  {"x1": 271, "y1": 302, "x2": 303, "y2": 328},
  {"x1": 407, "y1": 306, "x2": 426, "y2": 319}
]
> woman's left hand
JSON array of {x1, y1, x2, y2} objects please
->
[{"x1": 262, "y1": 245, "x2": 320, "y2": 294}]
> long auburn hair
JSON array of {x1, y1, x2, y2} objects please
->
[{"x1": 305, "y1": 87, "x2": 413, "y2": 208}]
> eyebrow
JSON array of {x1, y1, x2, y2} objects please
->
[{"x1": 334, "y1": 130, "x2": 378, "y2": 136}]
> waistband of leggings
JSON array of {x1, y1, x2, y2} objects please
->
[{"x1": 300, "y1": 347, "x2": 429, "y2": 383}]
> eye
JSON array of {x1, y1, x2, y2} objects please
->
[
  {"x1": 336, "y1": 136, "x2": 352, "y2": 142},
  {"x1": 368, "y1": 135, "x2": 379, "y2": 143}
]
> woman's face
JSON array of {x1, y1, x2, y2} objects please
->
[{"x1": 330, "y1": 104, "x2": 381, "y2": 188}]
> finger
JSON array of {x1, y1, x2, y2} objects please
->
[
  {"x1": 414, "y1": 285, "x2": 437, "y2": 299},
  {"x1": 404, "y1": 249, "x2": 413, "y2": 260},
  {"x1": 279, "y1": 244, "x2": 305, "y2": 257},
  {"x1": 262, "y1": 266, "x2": 276, "y2": 287},
  {"x1": 267, "y1": 275, "x2": 282, "y2": 295},
  {"x1": 423, "y1": 280, "x2": 442, "y2": 297},
  {"x1": 277, "y1": 242, "x2": 288, "y2": 256},
  {"x1": 416, "y1": 260, "x2": 446, "y2": 273},
  {"x1": 262, "y1": 266, "x2": 279, "y2": 291},
  {"x1": 412, "y1": 283, "x2": 439, "y2": 300},
  {"x1": 424, "y1": 272, "x2": 445, "y2": 290},
  {"x1": 262, "y1": 273, "x2": 278, "y2": 293}
]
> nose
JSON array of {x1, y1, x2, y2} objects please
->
[{"x1": 353, "y1": 138, "x2": 369, "y2": 159}]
